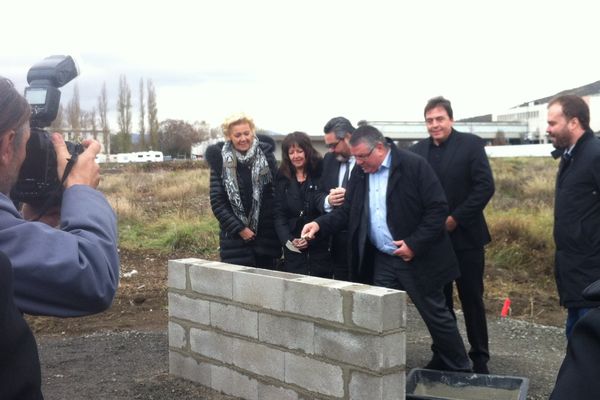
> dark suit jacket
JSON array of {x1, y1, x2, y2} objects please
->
[
  {"x1": 0, "y1": 251, "x2": 43, "y2": 400},
  {"x1": 410, "y1": 129, "x2": 495, "y2": 250},
  {"x1": 550, "y1": 307, "x2": 600, "y2": 400},
  {"x1": 320, "y1": 152, "x2": 342, "y2": 194},
  {"x1": 316, "y1": 141, "x2": 459, "y2": 291}
]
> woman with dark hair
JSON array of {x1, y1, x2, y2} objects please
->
[
  {"x1": 205, "y1": 113, "x2": 280, "y2": 268},
  {"x1": 274, "y1": 131, "x2": 332, "y2": 277}
]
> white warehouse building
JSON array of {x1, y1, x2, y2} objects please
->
[{"x1": 493, "y1": 80, "x2": 600, "y2": 143}]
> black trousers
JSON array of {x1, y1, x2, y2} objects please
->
[
  {"x1": 373, "y1": 251, "x2": 470, "y2": 372},
  {"x1": 330, "y1": 231, "x2": 349, "y2": 281},
  {"x1": 444, "y1": 248, "x2": 489, "y2": 365}
]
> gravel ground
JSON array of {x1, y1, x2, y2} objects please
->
[{"x1": 37, "y1": 305, "x2": 566, "y2": 400}]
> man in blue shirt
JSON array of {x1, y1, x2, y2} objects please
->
[{"x1": 302, "y1": 125, "x2": 470, "y2": 372}]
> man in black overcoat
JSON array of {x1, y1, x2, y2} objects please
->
[
  {"x1": 410, "y1": 96, "x2": 495, "y2": 373},
  {"x1": 550, "y1": 279, "x2": 600, "y2": 399},
  {"x1": 318, "y1": 117, "x2": 357, "y2": 281},
  {"x1": 302, "y1": 125, "x2": 470, "y2": 372},
  {"x1": 546, "y1": 94, "x2": 600, "y2": 338}
]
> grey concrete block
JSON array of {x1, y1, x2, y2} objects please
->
[
  {"x1": 352, "y1": 287, "x2": 406, "y2": 332},
  {"x1": 190, "y1": 328, "x2": 234, "y2": 364},
  {"x1": 168, "y1": 321, "x2": 187, "y2": 349},
  {"x1": 258, "y1": 313, "x2": 314, "y2": 354},
  {"x1": 190, "y1": 262, "x2": 251, "y2": 299},
  {"x1": 232, "y1": 337, "x2": 285, "y2": 381},
  {"x1": 257, "y1": 382, "x2": 299, "y2": 400},
  {"x1": 284, "y1": 353, "x2": 344, "y2": 397},
  {"x1": 233, "y1": 270, "x2": 285, "y2": 311},
  {"x1": 210, "y1": 302, "x2": 258, "y2": 339},
  {"x1": 349, "y1": 370, "x2": 405, "y2": 400},
  {"x1": 167, "y1": 261, "x2": 187, "y2": 290},
  {"x1": 284, "y1": 277, "x2": 353, "y2": 323},
  {"x1": 168, "y1": 351, "x2": 211, "y2": 386},
  {"x1": 168, "y1": 293, "x2": 210, "y2": 325},
  {"x1": 212, "y1": 364, "x2": 258, "y2": 400},
  {"x1": 314, "y1": 327, "x2": 405, "y2": 371}
]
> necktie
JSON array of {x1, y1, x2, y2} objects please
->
[
  {"x1": 559, "y1": 151, "x2": 572, "y2": 176},
  {"x1": 341, "y1": 162, "x2": 350, "y2": 188}
]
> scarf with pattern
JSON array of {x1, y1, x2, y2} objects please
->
[{"x1": 221, "y1": 137, "x2": 272, "y2": 233}]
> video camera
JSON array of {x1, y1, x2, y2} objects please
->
[{"x1": 11, "y1": 55, "x2": 84, "y2": 207}]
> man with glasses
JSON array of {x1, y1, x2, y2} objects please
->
[
  {"x1": 319, "y1": 117, "x2": 357, "y2": 281},
  {"x1": 302, "y1": 125, "x2": 471, "y2": 372},
  {"x1": 411, "y1": 96, "x2": 495, "y2": 374}
]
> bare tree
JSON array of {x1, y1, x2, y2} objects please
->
[
  {"x1": 147, "y1": 79, "x2": 159, "y2": 150},
  {"x1": 117, "y1": 75, "x2": 132, "y2": 152},
  {"x1": 159, "y1": 119, "x2": 203, "y2": 158},
  {"x1": 138, "y1": 78, "x2": 146, "y2": 150},
  {"x1": 49, "y1": 104, "x2": 65, "y2": 133},
  {"x1": 98, "y1": 82, "x2": 111, "y2": 157},
  {"x1": 66, "y1": 83, "x2": 81, "y2": 141},
  {"x1": 89, "y1": 107, "x2": 98, "y2": 140}
]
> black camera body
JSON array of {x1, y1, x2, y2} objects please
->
[{"x1": 11, "y1": 55, "x2": 84, "y2": 206}]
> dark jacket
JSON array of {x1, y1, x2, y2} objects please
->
[
  {"x1": 552, "y1": 130, "x2": 600, "y2": 307},
  {"x1": 273, "y1": 160, "x2": 332, "y2": 277},
  {"x1": 0, "y1": 251, "x2": 43, "y2": 400},
  {"x1": 410, "y1": 129, "x2": 495, "y2": 250},
  {"x1": 316, "y1": 140, "x2": 459, "y2": 290},
  {"x1": 550, "y1": 307, "x2": 600, "y2": 399},
  {"x1": 205, "y1": 135, "x2": 281, "y2": 267}
]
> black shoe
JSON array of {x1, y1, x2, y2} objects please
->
[
  {"x1": 473, "y1": 361, "x2": 489, "y2": 374},
  {"x1": 424, "y1": 356, "x2": 445, "y2": 371}
]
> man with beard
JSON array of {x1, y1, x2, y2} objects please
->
[
  {"x1": 319, "y1": 117, "x2": 360, "y2": 281},
  {"x1": 547, "y1": 94, "x2": 600, "y2": 338}
]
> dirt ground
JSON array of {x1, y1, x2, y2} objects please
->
[{"x1": 28, "y1": 248, "x2": 569, "y2": 399}]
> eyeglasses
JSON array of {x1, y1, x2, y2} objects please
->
[
  {"x1": 354, "y1": 146, "x2": 375, "y2": 161},
  {"x1": 326, "y1": 140, "x2": 341, "y2": 150}
]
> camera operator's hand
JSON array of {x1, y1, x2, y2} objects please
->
[{"x1": 51, "y1": 133, "x2": 101, "y2": 189}]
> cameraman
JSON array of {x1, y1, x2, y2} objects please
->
[{"x1": 0, "y1": 77, "x2": 119, "y2": 316}]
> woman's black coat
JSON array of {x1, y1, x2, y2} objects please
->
[
  {"x1": 273, "y1": 160, "x2": 332, "y2": 277},
  {"x1": 205, "y1": 135, "x2": 281, "y2": 267}
]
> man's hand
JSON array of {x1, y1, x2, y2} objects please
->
[
  {"x1": 392, "y1": 239, "x2": 414, "y2": 262},
  {"x1": 445, "y1": 216, "x2": 458, "y2": 232},
  {"x1": 239, "y1": 227, "x2": 256, "y2": 242},
  {"x1": 327, "y1": 187, "x2": 346, "y2": 207},
  {"x1": 51, "y1": 133, "x2": 101, "y2": 189},
  {"x1": 300, "y1": 222, "x2": 320, "y2": 240},
  {"x1": 292, "y1": 237, "x2": 308, "y2": 250}
]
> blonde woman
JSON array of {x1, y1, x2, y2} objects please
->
[{"x1": 205, "y1": 114, "x2": 280, "y2": 268}]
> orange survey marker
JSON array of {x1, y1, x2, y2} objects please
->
[{"x1": 501, "y1": 298, "x2": 511, "y2": 317}]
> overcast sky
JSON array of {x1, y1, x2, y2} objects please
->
[{"x1": 2, "y1": 0, "x2": 599, "y2": 135}]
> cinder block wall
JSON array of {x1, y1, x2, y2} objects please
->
[{"x1": 168, "y1": 258, "x2": 406, "y2": 400}]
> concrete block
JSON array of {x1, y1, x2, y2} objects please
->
[
  {"x1": 190, "y1": 328, "x2": 234, "y2": 364},
  {"x1": 349, "y1": 370, "x2": 405, "y2": 400},
  {"x1": 210, "y1": 302, "x2": 258, "y2": 338},
  {"x1": 233, "y1": 270, "x2": 285, "y2": 311},
  {"x1": 284, "y1": 277, "x2": 351, "y2": 323},
  {"x1": 352, "y1": 287, "x2": 406, "y2": 332},
  {"x1": 258, "y1": 313, "x2": 314, "y2": 354},
  {"x1": 212, "y1": 364, "x2": 258, "y2": 400},
  {"x1": 168, "y1": 321, "x2": 187, "y2": 349},
  {"x1": 168, "y1": 351, "x2": 211, "y2": 386},
  {"x1": 232, "y1": 337, "x2": 285, "y2": 381},
  {"x1": 284, "y1": 353, "x2": 344, "y2": 397},
  {"x1": 190, "y1": 262, "x2": 252, "y2": 299},
  {"x1": 257, "y1": 382, "x2": 299, "y2": 400},
  {"x1": 314, "y1": 327, "x2": 405, "y2": 371},
  {"x1": 168, "y1": 293, "x2": 210, "y2": 325},
  {"x1": 167, "y1": 261, "x2": 187, "y2": 290}
]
